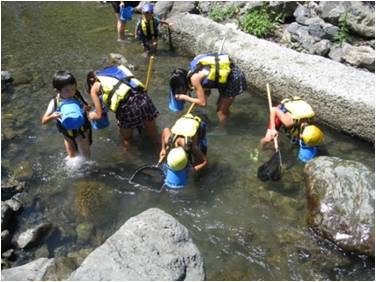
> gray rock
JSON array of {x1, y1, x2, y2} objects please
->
[
  {"x1": 75, "y1": 222, "x2": 94, "y2": 244},
  {"x1": 1, "y1": 249, "x2": 15, "y2": 260},
  {"x1": 5, "y1": 198, "x2": 22, "y2": 212},
  {"x1": 240, "y1": 1, "x2": 263, "y2": 14},
  {"x1": 163, "y1": 13, "x2": 375, "y2": 142},
  {"x1": 154, "y1": 1, "x2": 173, "y2": 18},
  {"x1": 69, "y1": 208, "x2": 206, "y2": 281},
  {"x1": 345, "y1": 2, "x2": 375, "y2": 38},
  {"x1": 44, "y1": 257, "x2": 78, "y2": 281},
  {"x1": 342, "y1": 45, "x2": 375, "y2": 71},
  {"x1": 312, "y1": 39, "x2": 331, "y2": 56},
  {"x1": 1, "y1": 257, "x2": 54, "y2": 281},
  {"x1": 108, "y1": 53, "x2": 128, "y2": 66},
  {"x1": 16, "y1": 223, "x2": 53, "y2": 249},
  {"x1": 169, "y1": 1, "x2": 198, "y2": 16},
  {"x1": 319, "y1": 1, "x2": 375, "y2": 38},
  {"x1": 304, "y1": 156, "x2": 375, "y2": 256},
  {"x1": 268, "y1": 1, "x2": 298, "y2": 19},
  {"x1": 318, "y1": 1, "x2": 347, "y2": 26},
  {"x1": 1, "y1": 177, "x2": 25, "y2": 201},
  {"x1": 293, "y1": 4, "x2": 312, "y2": 25},
  {"x1": 321, "y1": 22, "x2": 339, "y2": 40},
  {"x1": 328, "y1": 45, "x2": 344, "y2": 62}
]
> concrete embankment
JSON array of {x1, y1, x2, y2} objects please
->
[{"x1": 163, "y1": 13, "x2": 375, "y2": 143}]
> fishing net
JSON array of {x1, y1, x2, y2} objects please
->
[
  {"x1": 257, "y1": 151, "x2": 282, "y2": 181},
  {"x1": 129, "y1": 165, "x2": 165, "y2": 192}
]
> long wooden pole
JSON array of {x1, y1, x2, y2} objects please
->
[{"x1": 144, "y1": 56, "x2": 155, "y2": 91}]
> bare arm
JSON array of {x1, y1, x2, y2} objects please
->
[
  {"x1": 41, "y1": 99, "x2": 61, "y2": 125},
  {"x1": 191, "y1": 144, "x2": 208, "y2": 172},
  {"x1": 88, "y1": 82, "x2": 103, "y2": 120},
  {"x1": 159, "y1": 128, "x2": 171, "y2": 160},
  {"x1": 175, "y1": 71, "x2": 207, "y2": 107}
]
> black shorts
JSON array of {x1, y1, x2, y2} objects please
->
[{"x1": 116, "y1": 92, "x2": 159, "y2": 129}]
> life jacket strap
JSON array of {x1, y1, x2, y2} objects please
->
[{"x1": 214, "y1": 53, "x2": 220, "y2": 84}]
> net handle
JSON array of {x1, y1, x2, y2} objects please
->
[{"x1": 266, "y1": 83, "x2": 279, "y2": 152}]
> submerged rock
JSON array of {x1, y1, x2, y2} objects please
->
[
  {"x1": 69, "y1": 208, "x2": 206, "y2": 281},
  {"x1": 304, "y1": 156, "x2": 375, "y2": 256},
  {"x1": 16, "y1": 223, "x2": 54, "y2": 249}
]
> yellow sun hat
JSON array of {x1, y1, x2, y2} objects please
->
[
  {"x1": 302, "y1": 125, "x2": 324, "y2": 146},
  {"x1": 167, "y1": 147, "x2": 188, "y2": 171}
]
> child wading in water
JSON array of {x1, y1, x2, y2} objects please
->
[
  {"x1": 42, "y1": 71, "x2": 92, "y2": 159},
  {"x1": 135, "y1": 3, "x2": 172, "y2": 55}
]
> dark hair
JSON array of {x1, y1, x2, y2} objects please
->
[
  {"x1": 85, "y1": 70, "x2": 96, "y2": 93},
  {"x1": 52, "y1": 71, "x2": 77, "y2": 91},
  {"x1": 169, "y1": 68, "x2": 189, "y2": 95}
]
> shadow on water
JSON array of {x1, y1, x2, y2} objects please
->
[{"x1": 1, "y1": 2, "x2": 374, "y2": 280}]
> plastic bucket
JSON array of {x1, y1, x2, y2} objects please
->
[
  {"x1": 164, "y1": 166, "x2": 188, "y2": 189},
  {"x1": 92, "y1": 111, "x2": 110, "y2": 130},
  {"x1": 168, "y1": 89, "x2": 185, "y2": 112},
  {"x1": 59, "y1": 99, "x2": 84, "y2": 130},
  {"x1": 298, "y1": 141, "x2": 317, "y2": 162},
  {"x1": 120, "y1": 6, "x2": 133, "y2": 22}
]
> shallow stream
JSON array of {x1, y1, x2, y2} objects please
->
[{"x1": 1, "y1": 2, "x2": 374, "y2": 280}]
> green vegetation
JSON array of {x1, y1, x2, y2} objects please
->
[
  {"x1": 335, "y1": 12, "x2": 351, "y2": 44},
  {"x1": 239, "y1": 5, "x2": 285, "y2": 38},
  {"x1": 208, "y1": 4, "x2": 238, "y2": 23}
]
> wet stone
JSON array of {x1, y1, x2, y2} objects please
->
[
  {"x1": 75, "y1": 223, "x2": 94, "y2": 244},
  {"x1": 2, "y1": 249, "x2": 16, "y2": 260},
  {"x1": 13, "y1": 160, "x2": 33, "y2": 181},
  {"x1": 5, "y1": 198, "x2": 22, "y2": 212},
  {"x1": 16, "y1": 223, "x2": 54, "y2": 249}
]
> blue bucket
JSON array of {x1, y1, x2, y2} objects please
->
[
  {"x1": 120, "y1": 6, "x2": 133, "y2": 22},
  {"x1": 92, "y1": 111, "x2": 110, "y2": 130},
  {"x1": 164, "y1": 165, "x2": 188, "y2": 189},
  {"x1": 59, "y1": 99, "x2": 84, "y2": 130},
  {"x1": 298, "y1": 141, "x2": 317, "y2": 162},
  {"x1": 168, "y1": 89, "x2": 185, "y2": 112}
]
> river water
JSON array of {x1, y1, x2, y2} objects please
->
[{"x1": 1, "y1": 2, "x2": 374, "y2": 280}]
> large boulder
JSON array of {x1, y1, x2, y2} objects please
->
[
  {"x1": 1, "y1": 258, "x2": 54, "y2": 281},
  {"x1": 163, "y1": 13, "x2": 375, "y2": 143},
  {"x1": 304, "y1": 156, "x2": 375, "y2": 256},
  {"x1": 69, "y1": 208, "x2": 205, "y2": 281}
]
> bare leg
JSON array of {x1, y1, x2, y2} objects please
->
[
  {"x1": 216, "y1": 95, "x2": 235, "y2": 129},
  {"x1": 115, "y1": 13, "x2": 125, "y2": 40},
  {"x1": 119, "y1": 127, "x2": 133, "y2": 150},
  {"x1": 64, "y1": 138, "x2": 77, "y2": 159},
  {"x1": 144, "y1": 119, "x2": 159, "y2": 146},
  {"x1": 76, "y1": 131, "x2": 91, "y2": 159}
]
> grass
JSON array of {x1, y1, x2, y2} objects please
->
[{"x1": 208, "y1": 4, "x2": 238, "y2": 23}]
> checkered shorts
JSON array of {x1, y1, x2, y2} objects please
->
[
  {"x1": 116, "y1": 92, "x2": 159, "y2": 129},
  {"x1": 218, "y1": 64, "x2": 247, "y2": 98}
]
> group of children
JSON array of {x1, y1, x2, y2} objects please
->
[
  {"x1": 111, "y1": 1, "x2": 171, "y2": 55},
  {"x1": 42, "y1": 3, "x2": 325, "y2": 189}
]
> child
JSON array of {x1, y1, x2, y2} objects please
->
[
  {"x1": 86, "y1": 64, "x2": 159, "y2": 151},
  {"x1": 159, "y1": 112, "x2": 208, "y2": 189},
  {"x1": 170, "y1": 53, "x2": 247, "y2": 129},
  {"x1": 111, "y1": 1, "x2": 138, "y2": 42},
  {"x1": 42, "y1": 71, "x2": 92, "y2": 159},
  {"x1": 135, "y1": 3, "x2": 172, "y2": 55},
  {"x1": 260, "y1": 97, "x2": 324, "y2": 161}
]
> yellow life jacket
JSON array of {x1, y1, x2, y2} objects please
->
[
  {"x1": 189, "y1": 54, "x2": 231, "y2": 85},
  {"x1": 280, "y1": 97, "x2": 315, "y2": 139},
  {"x1": 96, "y1": 65, "x2": 144, "y2": 112},
  {"x1": 171, "y1": 114, "x2": 201, "y2": 137},
  {"x1": 141, "y1": 16, "x2": 155, "y2": 38},
  {"x1": 281, "y1": 97, "x2": 315, "y2": 121}
]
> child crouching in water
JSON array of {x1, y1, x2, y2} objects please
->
[{"x1": 42, "y1": 71, "x2": 92, "y2": 159}]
